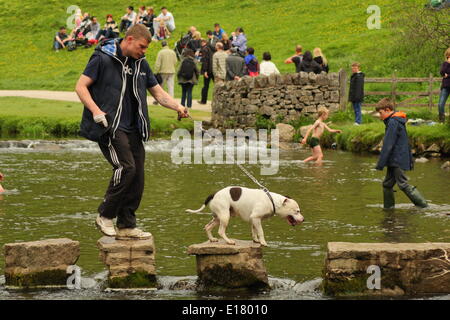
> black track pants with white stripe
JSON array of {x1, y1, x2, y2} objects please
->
[{"x1": 98, "y1": 130, "x2": 145, "y2": 229}]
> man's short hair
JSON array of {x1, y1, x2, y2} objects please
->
[
  {"x1": 161, "y1": 6, "x2": 167, "y2": 10},
  {"x1": 125, "y1": 24, "x2": 152, "y2": 42},
  {"x1": 296, "y1": 45, "x2": 302, "y2": 53},
  {"x1": 201, "y1": 38, "x2": 207, "y2": 44},
  {"x1": 376, "y1": 98, "x2": 395, "y2": 111},
  {"x1": 216, "y1": 42, "x2": 224, "y2": 50},
  {"x1": 247, "y1": 47, "x2": 255, "y2": 55},
  {"x1": 128, "y1": 6, "x2": 134, "y2": 11},
  {"x1": 263, "y1": 52, "x2": 271, "y2": 61},
  {"x1": 352, "y1": 62, "x2": 361, "y2": 68},
  {"x1": 161, "y1": 40, "x2": 168, "y2": 47},
  {"x1": 59, "y1": 26, "x2": 66, "y2": 30},
  {"x1": 230, "y1": 47, "x2": 238, "y2": 53},
  {"x1": 206, "y1": 30, "x2": 213, "y2": 36},
  {"x1": 214, "y1": 23, "x2": 220, "y2": 27}
]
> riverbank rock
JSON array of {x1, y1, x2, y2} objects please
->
[
  {"x1": 276, "y1": 123, "x2": 295, "y2": 142},
  {"x1": 187, "y1": 240, "x2": 269, "y2": 290},
  {"x1": 4, "y1": 238, "x2": 80, "y2": 287},
  {"x1": 441, "y1": 161, "x2": 450, "y2": 171},
  {"x1": 415, "y1": 157, "x2": 429, "y2": 163},
  {"x1": 97, "y1": 236, "x2": 156, "y2": 288},
  {"x1": 300, "y1": 125, "x2": 313, "y2": 138},
  {"x1": 323, "y1": 242, "x2": 450, "y2": 297}
]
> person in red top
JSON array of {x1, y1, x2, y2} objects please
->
[{"x1": 0, "y1": 172, "x2": 5, "y2": 193}]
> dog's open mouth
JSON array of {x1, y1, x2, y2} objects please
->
[{"x1": 287, "y1": 215, "x2": 297, "y2": 226}]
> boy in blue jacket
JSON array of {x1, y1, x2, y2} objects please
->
[{"x1": 375, "y1": 98, "x2": 428, "y2": 209}]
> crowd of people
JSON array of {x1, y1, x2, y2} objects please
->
[{"x1": 54, "y1": 6, "x2": 175, "y2": 51}]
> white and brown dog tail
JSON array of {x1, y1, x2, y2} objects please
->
[
  {"x1": 186, "y1": 204, "x2": 206, "y2": 213},
  {"x1": 186, "y1": 192, "x2": 216, "y2": 213}
]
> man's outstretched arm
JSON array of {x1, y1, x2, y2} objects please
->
[{"x1": 148, "y1": 85, "x2": 189, "y2": 118}]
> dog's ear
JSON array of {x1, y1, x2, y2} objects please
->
[
  {"x1": 283, "y1": 198, "x2": 290, "y2": 205},
  {"x1": 284, "y1": 195, "x2": 291, "y2": 199}
]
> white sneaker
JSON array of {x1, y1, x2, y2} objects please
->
[
  {"x1": 95, "y1": 215, "x2": 116, "y2": 237},
  {"x1": 353, "y1": 122, "x2": 360, "y2": 126},
  {"x1": 116, "y1": 228, "x2": 152, "y2": 240}
]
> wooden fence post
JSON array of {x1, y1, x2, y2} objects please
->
[
  {"x1": 391, "y1": 72, "x2": 397, "y2": 107},
  {"x1": 339, "y1": 69, "x2": 348, "y2": 111},
  {"x1": 428, "y1": 73, "x2": 433, "y2": 111}
]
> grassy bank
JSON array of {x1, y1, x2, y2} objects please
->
[
  {"x1": 0, "y1": 0, "x2": 434, "y2": 96},
  {"x1": 0, "y1": 97, "x2": 210, "y2": 139}
]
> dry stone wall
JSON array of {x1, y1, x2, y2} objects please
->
[{"x1": 211, "y1": 72, "x2": 341, "y2": 129}]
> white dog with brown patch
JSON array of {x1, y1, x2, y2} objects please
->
[{"x1": 186, "y1": 186, "x2": 304, "y2": 247}]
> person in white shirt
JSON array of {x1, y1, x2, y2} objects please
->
[
  {"x1": 120, "y1": 6, "x2": 137, "y2": 33},
  {"x1": 153, "y1": 6, "x2": 175, "y2": 34},
  {"x1": 259, "y1": 52, "x2": 280, "y2": 76}
]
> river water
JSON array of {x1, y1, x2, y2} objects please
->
[{"x1": 0, "y1": 140, "x2": 449, "y2": 300}]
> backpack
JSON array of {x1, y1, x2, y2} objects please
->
[{"x1": 178, "y1": 58, "x2": 196, "y2": 80}]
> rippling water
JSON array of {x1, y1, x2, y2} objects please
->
[{"x1": 0, "y1": 140, "x2": 449, "y2": 300}]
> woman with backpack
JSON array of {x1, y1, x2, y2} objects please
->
[
  {"x1": 178, "y1": 48, "x2": 199, "y2": 108},
  {"x1": 244, "y1": 47, "x2": 259, "y2": 77}
]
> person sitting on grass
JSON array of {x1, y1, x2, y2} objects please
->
[
  {"x1": 96, "y1": 14, "x2": 119, "y2": 41},
  {"x1": 301, "y1": 107, "x2": 341, "y2": 164},
  {"x1": 154, "y1": 20, "x2": 170, "y2": 41},
  {"x1": 0, "y1": 172, "x2": 5, "y2": 193},
  {"x1": 53, "y1": 26, "x2": 73, "y2": 51}
]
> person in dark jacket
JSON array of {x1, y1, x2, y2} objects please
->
[
  {"x1": 438, "y1": 47, "x2": 450, "y2": 123},
  {"x1": 375, "y1": 98, "x2": 428, "y2": 209},
  {"x1": 299, "y1": 51, "x2": 322, "y2": 74},
  {"x1": 75, "y1": 24, "x2": 189, "y2": 239},
  {"x1": 177, "y1": 48, "x2": 199, "y2": 108},
  {"x1": 313, "y1": 47, "x2": 329, "y2": 73},
  {"x1": 198, "y1": 39, "x2": 214, "y2": 104},
  {"x1": 226, "y1": 47, "x2": 246, "y2": 81},
  {"x1": 348, "y1": 62, "x2": 365, "y2": 125}
]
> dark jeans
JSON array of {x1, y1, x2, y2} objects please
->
[
  {"x1": 98, "y1": 130, "x2": 145, "y2": 229},
  {"x1": 201, "y1": 75, "x2": 214, "y2": 103},
  {"x1": 382, "y1": 166, "x2": 410, "y2": 191},
  {"x1": 438, "y1": 87, "x2": 449, "y2": 114},
  {"x1": 96, "y1": 29, "x2": 119, "y2": 40},
  {"x1": 352, "y1": 102, "x2": 362, "y2": 124},
  {"x1": 119, "y1": 20, "x2": 132, "y2": 33},
  {"x1": 181, "y1": 83, "x2": 194, "y2": 108}
]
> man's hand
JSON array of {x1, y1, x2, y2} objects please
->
[
  {"x1": 301, "y1": 138, "x2": 307, "y2": 145},
  {"x1": 177, "y1": 106, "x2": 189, "y2": 120},
  {"x1": 93, "y1": 111, "x2": 108, "y2": 128},
  {"x1": 204, "y1": 72, "x2": 209, "y2": 78}
]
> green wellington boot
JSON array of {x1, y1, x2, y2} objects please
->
[
  {"x1": 383, "y1": 188, "x2": 395, "y2": 209},
  {"x1": 402, "y1": 185, "x2": 428, "y2": 208}
]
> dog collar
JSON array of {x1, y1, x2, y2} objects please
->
[{"x1": 263, "y1": 188, "x2": 276, "y2": 215}]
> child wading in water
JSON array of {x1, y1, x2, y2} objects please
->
[{"x1": 301, "y1": 107, "x2": 341, "y2": 164}]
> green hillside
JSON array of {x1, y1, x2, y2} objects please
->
[{"x1": 0, "y1": 0, "x2": 440, "y2": 95}]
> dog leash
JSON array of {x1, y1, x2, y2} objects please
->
[{"x1": 181, "y1": 113, "x2": 277, "y2": 214}]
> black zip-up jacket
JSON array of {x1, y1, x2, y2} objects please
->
[
  {"x1": 79, "y1": 38, "x2": 151, "y2": 143},
  {"x1": 349, "y1": 72, "x2": 365, "y2": 103}
]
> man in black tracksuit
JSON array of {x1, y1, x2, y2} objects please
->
[
  {"x1": 375, "y1": 98, "x2": 427, "y2": 209},
  {"x1": 76, "y1": 24, "x2": 189, "y2": 239}
]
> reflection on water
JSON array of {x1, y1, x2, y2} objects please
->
[{"x1": 0, "y1": 140, "x2": 449, "y2": 299}]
